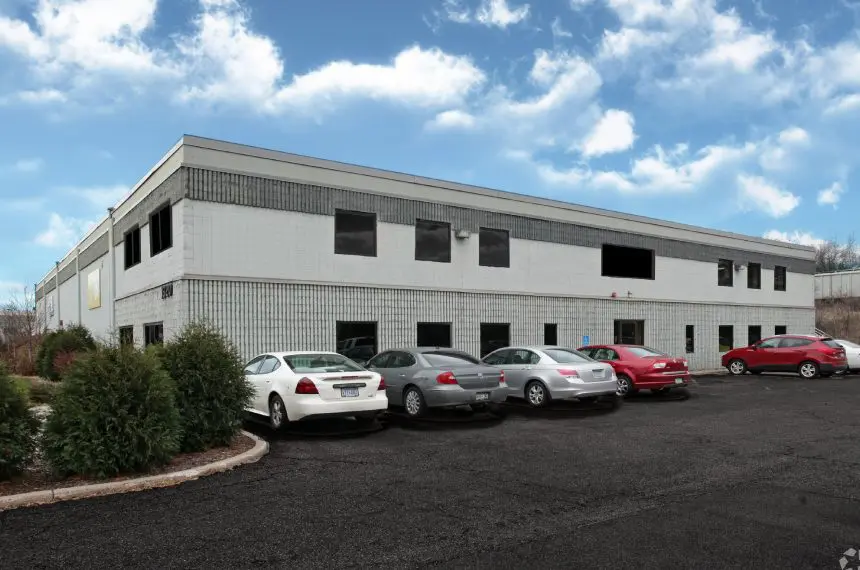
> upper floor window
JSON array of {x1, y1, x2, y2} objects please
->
[
  {"x1": 150, "y1": 203, "x2": 173, "y2": 257},
  {"x1": 334, "y1": 209, "x2": 376, "y2": 257},
  {"x1": 774, "y1": 265, "x2": 787, "y2": 291},
  {"x1": 718, "y1": 259, "x2": 733, "y2": 287},
  {"x1": 601, "y1": 244, "x2": 655, "y2": 280},
  {"x1": 479, "y1": 227, "x2": 509, "y2": 268},
  {"x1": 415, "y1": 219, "x2": 451, "y2": 263},
  {"x1": 124, "y1": 227, "x2": 141, "y2": 269},
  {"x1": 747, "y1": 262, "x2": 761, "y2": 289}
]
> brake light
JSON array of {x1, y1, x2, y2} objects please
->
[
  {"x1": 652, "y1": 361, "x2": 667, "y2": 369},
  {"x1": 378, "y1": 376, "x2": 386, "y2": 390},
  {"x1": 436, "y1": 371, "x2": 458, "y2": 384},
  {"x1": 499, "y1": 370, "x2": 506, "y2": 384},
  {"x1": 558, "y1": 369, "x2": 579, "y2": 378},
  {"x1": 821, "y1": 347, "x2": 844, "y2": 358},
  {"x1": 295, "y1": 377, "x2": 318, "y2": 394}
]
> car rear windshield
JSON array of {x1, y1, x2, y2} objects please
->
[
  {"x1": 423, "y1": 352, "x2": 481, "y2": 366},
  {"x1": 543, "y1": 348, "x2": 592, "y2": 363},
  {"x1": 626, "y1": 347, "x2": 667, "y2": 357},
  {"x1": 820, "y1": 339, "x2": 843, "y2": 349},
  {"x1": 283, "y1": 354, "x2": 365, "y2": 373}
]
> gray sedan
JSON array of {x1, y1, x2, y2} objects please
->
[
  {"x1": 365, "y1": 348, "x2": 508, "y2": 417},
  {"x1": 482, "y1": 345, "x2": 619, "y2": 407}
]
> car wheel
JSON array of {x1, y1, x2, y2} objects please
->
[
  {"x1": 403, "y1": 386, "x2": 427, "y2": 417},
  {"x1": 525, "y1": 380, "x2": 550, "y2": 408},
  {"x1": 616, "y1": 374, "x2": 633, "y2": 396},
  {"x1": 269, "y1": 394, "x2": 287, "y2": 430},
  {"x1": 727, "y1": 359, "x2": 747, "y2": 376},
  {"x1": 798, "y1": 361, "x2": 819, "y2": 379}
]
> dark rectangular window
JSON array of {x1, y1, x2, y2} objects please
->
[
  {"x1": 544, "y1": 323, "x2": 558, "y2": 345},
  {"x1": 685, "y1": 325, "x2": 694, "y2": 354},
  {"x1": 480, "y1": 323, "x2": 510, "y2": 358},
  {"x1": 417, "y1": 322, "x2": 452, "y2": 347},
  {"x1": 334, "y1": 210, "x2": 377, "y2": 257},
  {"x1": 124, "y1": 227, "x2": 141, "y2": 269},
  {"x1": 774, "y1": 265, "x2": 786, "y2": 291},
  {"x1": 144, "y1": 322, "x2": 163, "y2": 347},
  {"x1": 415, "y1": 219, "x2": 451, "y2": 263},
  {"x1": 718, "y1": 259, "x2": 733, "y2": 287},
  {"x1": 601, "y1": 244, "x2": 655, "y2": 280},
  {"x1": 748, "y1": 325, "x2": 762, "y2": 346},
  {"x1": 479, "y1": 228, "x2": 509, "y2": 268},
  {"x1": 747, "y1": 263, "x2": 761, "y2": 289},
  {"x1": 149, "y1": 203, "x2": 173, "y2": 257},
  {"x1": 119, "y1": 326, "x2": 134, "y2": 346},
  {"x1": 718, "y1": 325, "x2": 733, "y2": 352},
  {"x1": 775, "y1": 325, "x2": 787, "y2": 335},
  {"x1": 335, "y1": 321, "x2": 377, "y2": 365},
  {"x1": 614, "y1": 320, "x2": 645, "y2": 345}
]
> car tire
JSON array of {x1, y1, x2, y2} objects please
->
[
  {"x1": 616, "y1": 374, "x2": 634, "y2": 396},
  {"x1": 525, "y1": 380, "x2": 550, "y2": 408},
  {"x1": 798, "y1": 361, "x2": 819, "y2": 379},
  {"x1": 727, "y1": 359, "x2": 747, "y2": 376},
  {"x1": 403, "y1": 386, "x2": 427, "y2": 418},
  {"x1": 269, "y1": 394, "x2": 288, "y2": 430}
]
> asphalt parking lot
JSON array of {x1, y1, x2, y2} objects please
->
[{"x1": 2, "y1": 374, "x2": 860, "y2": 569}]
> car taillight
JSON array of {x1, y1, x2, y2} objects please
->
[
  {"x1": 822, "y1": 347, "x2": 844, "y2": 358},
  {"x1": 558, "y1": 369, "x2": 579, "y2": 378},
  {"x1": 295, "y1": 377, "x2": 318, "y2": 394},
  {"x1": 378, "y1": 376, "x2": 386, "y2": 390},
  {"x1": 652, "y1": 361, "x2": 667, "y2": 369},
  {"x1": 436, "y1": 371, "x2": 458, "y2": 384},
  {"x1": 499, "y1": 370, "x2": 505, "y2": 384}
]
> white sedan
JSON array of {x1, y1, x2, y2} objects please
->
[
  {"x1": 243, "y1": 351, "x2": 388, "y2": 429},
  {"x1": 834, "y1": 340, "x2": 860, "y2": 373}
]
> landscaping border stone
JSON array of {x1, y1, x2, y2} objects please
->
[{"x1": 0, "y1": 430, "x2": 268, "y2": 511}]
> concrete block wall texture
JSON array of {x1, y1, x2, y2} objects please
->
[{"x1": 114, "y1": 281, "x2": 185, "y2": 346}]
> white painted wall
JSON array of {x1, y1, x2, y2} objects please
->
[
  {"x1": 815, "y1": 271, "x2": 860, "y2": 299},
  {"x1": 185, "y1": 202, "x2": 813, "y2": 308},
  {"x1": 78, "y1": 255, "x2": 112, "y2": 341},
  {"x1": 57, "y1": 277, "x2": 78, "y2": 327}
]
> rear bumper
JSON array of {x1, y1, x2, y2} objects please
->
[
  {"x1": 634, "y1": 372, "x2": 691, "y2": 389},
  {"x1": 821, "y1": 363, "x2": 849, "y2": 373},
  {"x1": 288, "y1": 393, "x2": 389, "y2": 422},
  {"x1": 547, "y1": 378, "x2": 619, "y2": 400},
  {"x1": 423, "y1": 385, "x2": 508, "y2": 408}
]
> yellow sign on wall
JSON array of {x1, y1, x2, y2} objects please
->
[{"x1": 87, "y1": 268, "x2": 101, "y2": 309}]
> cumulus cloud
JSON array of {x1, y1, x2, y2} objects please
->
[
  {"x1": 441, "y1": 0, "x2": 530, "y2": 28},
  {"x1": 34, "y1": 213, "x2": 97, "y2": 249},
  {"x1": 817, "y1": 182, "x2": 844, "y2": 208},
  {"x1": 737, "y1": 174, "x2": 800, "y2": 218},
  {"x1": 762, "y1": 230, "x2": 824, "y2": 247},
  {"x1": 579, "y1": 109, "x2": 636, "y2": 157}
]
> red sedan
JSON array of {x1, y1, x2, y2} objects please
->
[{"x1": 577, "y1": 344, "x2": 691, "y2": 396}]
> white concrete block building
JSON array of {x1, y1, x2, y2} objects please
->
[{"x1": 35, "y1": 135, "x2": 816, "y2": 371}]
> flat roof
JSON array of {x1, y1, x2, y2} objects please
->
[{"x1": 38, "y1": 134, "x2": 814, "y2": 285}]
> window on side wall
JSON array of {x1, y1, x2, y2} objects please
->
[
  {"x1": 718, "y1": 259, "x2": 733, "y2": 287},
  {"x1": 144, "y1": 322, "x2": 164, "y2": 346},
  {"x1": 415, "y1": 219, "x2": 451, "y2": 263},
  {"x1": 718, "y1": 325, "x2": 733, "y2": 352},
  {"x1": 774, "y1": 266, "x2": 787, "y2": 291},
  {"x1": 748, "y1": 325, "x2": 762, "y2": 346},
  {"x1": 119, "y1": 326, "x2": 134, "y2": 346},
  {"x1": 747, "y1": 263, "x2": 761, "y2": 289},
  {"x1": 124, "y1": 227, "x2": 141, "y2": 269},
  {"x1": 334, "y1": 210, "x2": 377, "y2": 257},
  {"x1": 685, "y1": 325, "x2": 694, "y2": 353},
  {"x1": 479, "y1": 228, "x2": 510, "y2": 268},
  {"x1": 150, "y1": 204, "x2": 173, "y2": 257},
  {"x1": 601, "y1": 244, "x2": 655, "y2": 280}
]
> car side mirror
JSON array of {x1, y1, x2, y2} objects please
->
[{"x1": 750, "y1": 344, "x2": 757, "y2": 350}]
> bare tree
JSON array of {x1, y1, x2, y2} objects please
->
[
  {"x1": 0, "y1": 285, "x2": 45, "y2": 374},
  {"x1": 815, "y1": 233, "x2": 859, "y2": 274}
]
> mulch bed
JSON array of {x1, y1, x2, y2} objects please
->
[{"x1": 0, "y1": 433, "x2": 256, "y2": 498}]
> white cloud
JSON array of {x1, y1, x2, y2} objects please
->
[
  {"x1": 817, "y1": 182, "x2": 844, "y2": 208},
  {"x1": 778, "y1": 126, "x2": 809, "y2": 145},
  {"x1": 34, "y1": 213, "x2": 97, "y2": 248},
  {"x1": 427, "y1": 109, "x2": 476, "y2": 129},
  {"x1": 441, "y1": 0, "x2": 471, "y2": 23},
  {"x1": 737, "y1": 174, "x2": 800, "y2": 218},
  {"x1": 12, "y1": 158, "x2": 44, "y2": 173},
  {"x1": 0, "y1": 88, "x2": 67, "y2": 105},
  {"x1": 66, "y1": 185, "x2": 130, "y2": 208},
  {"x1": 579, "y1": 109, "x2": 636, "y2": 157},
  {"x1": 551, "y1": 17, "x2": 572, "y2": 40},
  {"x1": 442, "y1": 0, "x2": 530, "y2": 28},
  {"x1": 759, "y1": 127, "x2": 810, "y2": 171},
  {"x1": 823, "y1": 93, "x2": 860, "y2": 115},
  {"x1": 762, "y1": 230, "x2": 824, "y2": 247}
]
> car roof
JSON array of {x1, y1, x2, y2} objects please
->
[
  {"x1": 769, "y1": 334, "x2": 825, "y2": 340},
  {"x1": 383, "y1": 347, "x2": 474, "y2": 354},
  {"x1": 495, "y1": 345, "x2": 576, "y2": 352},
  {"x1": 263, "y1": 351, "x2": 344, "y2": 358}
]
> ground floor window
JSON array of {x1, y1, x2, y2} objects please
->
[
  {"x1": 685, "y1": 325, "x2": 694, "y2": 353},
  {"x1": 480, "y1": 323, "x2": 510, "y2": 357},
  {"x1": 614, "y1": 320, "x2": 644, "y2": 345},
  {"x1": 144, "y1": 322, "x2": 163, "y2": 346},
  {"x1": 748, "y1": 325, "x2": 762, "y2": 346},
  {"x1": 775, "y1": 325, "x2": 787, "y2": 335},
  {"x1": 119, "y1": 326, "x2": 134, "y2": 346},
  {"x1": 544, "y1": 323, "x2": 557, "y2": 345},
  {"x1": 417, "y1": 322, "x2": 451, "y2": 347},
  {"x1": 718, "y1": 325, "x2": 733, "y2": 352},
  {"x1": 336, "y1": 321, "x2": 377, "y2": 364}
]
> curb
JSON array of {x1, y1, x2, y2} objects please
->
[{"x1": 0, "y1": 430, "x2": 268, "y2": 512}]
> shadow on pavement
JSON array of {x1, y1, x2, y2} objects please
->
[
  {"x1": 624, "y1": 387, "x2": 693, "y2": 403},
  {"x1": 243, "y1": 416, "x2": 387, "y2": 440},
  {"x1": 500, "y1": 397, "x2": 621, "y2": 420},
  {"x1": 383, "y1": 406, "x2": 507, "y2": 431}
]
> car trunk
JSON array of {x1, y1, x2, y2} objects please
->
[
  {"x1": 652, "y1": 357, "x2": 687, "y2": 373},
  {"x1": 441, "y1": 366, "x2": 502, "y2": 390},
  {"x1": 568, "y1": 363, "x2": 612, "y2": 383},
  {"x1": 306, "y1": 372, "x2": 378, "y2": 401}
]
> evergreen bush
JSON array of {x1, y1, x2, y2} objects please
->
[{"x1": 0, "y1": 365, "x2": 40, "y2": 480}]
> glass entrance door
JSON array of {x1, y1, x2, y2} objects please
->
[{"x1": 614, "y1": 320, "x2": 644, "y2": 345}]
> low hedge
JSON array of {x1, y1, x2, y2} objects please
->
[
  {"x1": 42, "y1": 346, "x2": 181, "y2": 478},
  {"x1": 0, "y1": 366, "x2": 41, "y2": 480},
  {"x1": 36, "y1": 325, "x2": 96, "y2": 381}
]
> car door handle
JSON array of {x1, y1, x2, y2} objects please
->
[{"x1": 398, "y1": 373, "x2": 407, "y2": 377}]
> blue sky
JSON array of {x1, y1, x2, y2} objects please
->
[{"x1": 1, "y1": 0, "x2": 859, "y2": 302}]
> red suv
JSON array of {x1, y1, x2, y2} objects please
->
[
  {"x1": 578, "y1": 344, "x2": 690, "y2": 396},
  {"x1": 721, "y1": 335, "x2": 848, "y2": 378}
]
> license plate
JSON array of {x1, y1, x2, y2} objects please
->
[
  {"x1": 341, "y1": 387, "x2": 360, "y2": 398},
  {"x1": 475, "y1": 392, "x2": 490, "y2": 401},
  {"x1": 674, "y1": 378, "x2": 685, "y2": 385}
]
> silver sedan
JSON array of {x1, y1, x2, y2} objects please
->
[
  {"x1": 482, "y1": 345, "x2": 619, "y2": 407},
  {"x1": 365, "y1": 347, "x2": 508, "y2": 417}
]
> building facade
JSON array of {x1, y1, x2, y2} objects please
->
[
  {"x1": 815, "y1": 270, "x2": 860, "y2": 301},
  {"x1": 35, "y1": 136, "x2": 816, "y2": 371}
]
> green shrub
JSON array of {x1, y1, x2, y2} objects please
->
[
  {"x1": 162, "y1": 322, "x2": 252, "y2": 452},
  {"x1": 10, "y1": 376, "x2": 29, "y2": 402},
  {"x1": 36, "y1": 325, "x2": 96, "y2": 381},
  {"x1": 28, "y1": 380, "x2": 58, "y2": 406},
  {"x1": 42, "y1": 346, "x2": 181, "y2": 478},
  {"x1": 0, "y1": 366, "x2": 41, "y2": 480}
]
